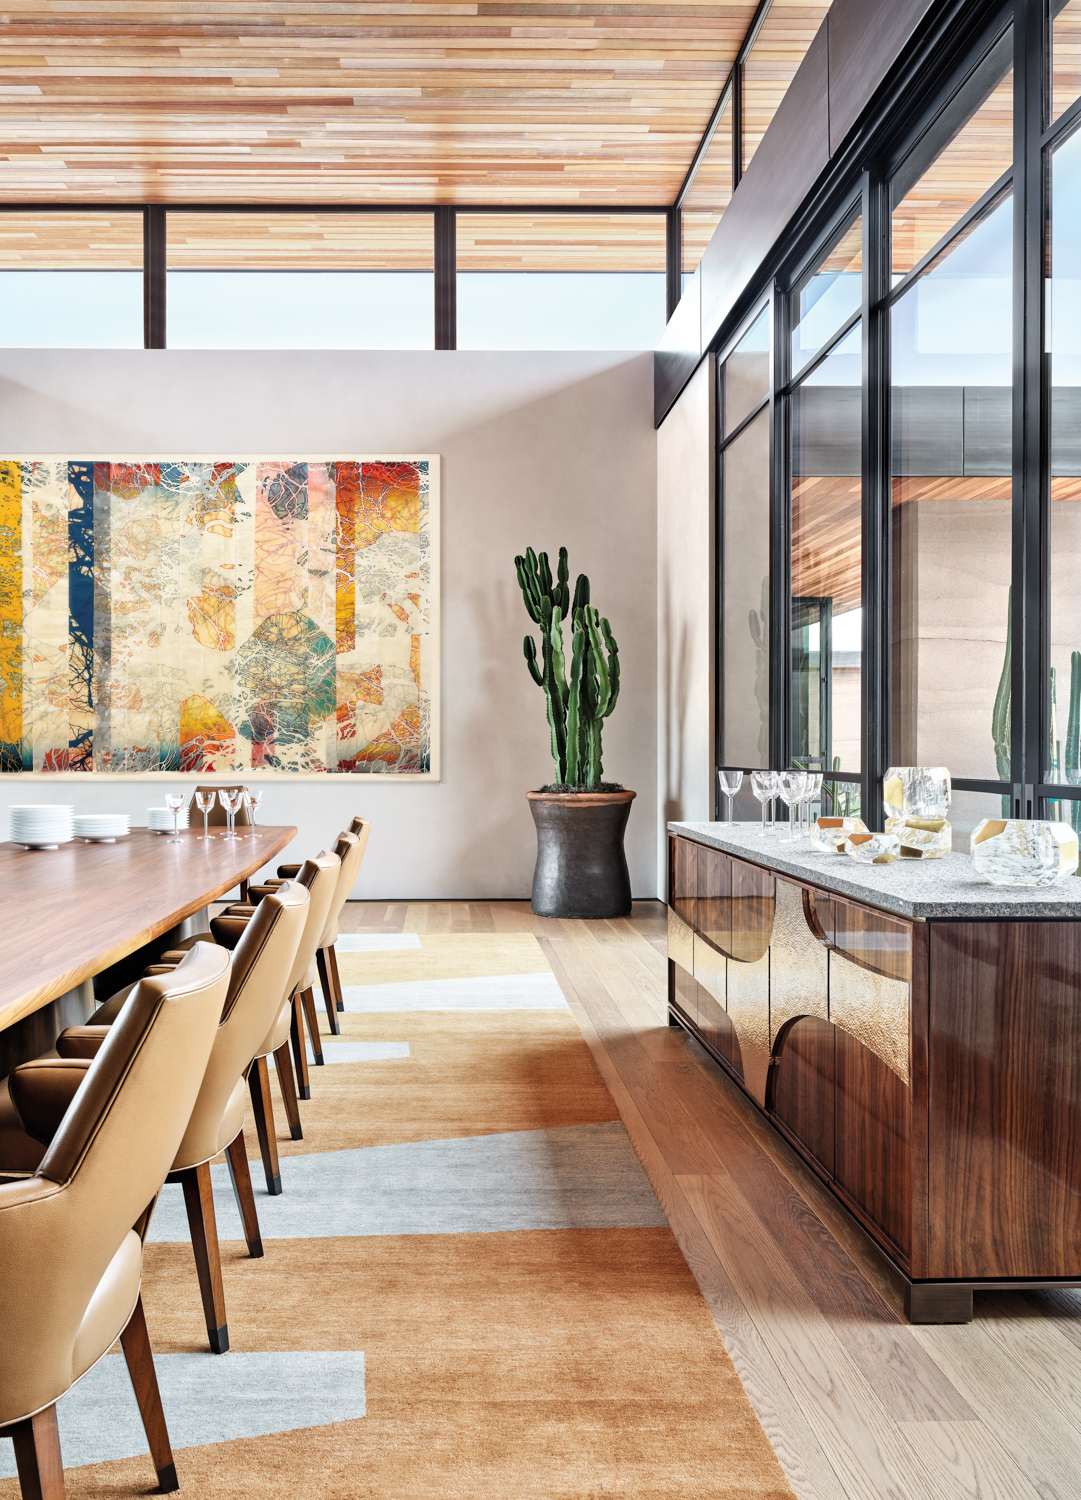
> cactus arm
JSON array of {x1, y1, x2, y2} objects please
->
[
  {"x1": 599, "y1": 614, "x2": 620, "y2": 718},
  {"x1": 572, "y1": 573, "x2": 590, "y2": 614},
  {"x1": 586, "y1": 608, "x2": 613, "y2": 718},
  {"x1": 523, "y1": 635, "x2": 543, "y2": 687},
  {"x1": 566, "y1": 625, "x2": 585, "y2": 786},
  {"x1": 1067, "y1": 650, "x2": 1081, "y2": 785},
  {"x1": 538, "y1": 550, "x2": 553, "y2": 597},
  {"x1": 556, "y1": 547, "x2": 570, "y2": 615},
  {"x1": 992, "y1": 584, "x2": 1012, "y2": 782},
  {"x1": 515, "y1": 556, "x2": 542, "y2": 623},
  {"x1": 549, "y1": 604, "x2": 568, "y2": 720}
]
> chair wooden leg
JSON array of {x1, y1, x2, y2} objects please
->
[
  {"x1": 316, "y1": 948, "x2": 340, "y2": 1035},
  {"x1": 273, "y1": 1042, "x2": 304, "y2": 1140},
  {"x1": 290, "y1": 993, "x2": 311, "y2": 1100},
  {"x1": 8, "y1": 1406, "x2": 65, "y2": 1500},
  {"x1": 119, "y1": 1294, "x2": 178, "y2": 1493},
  {"x1": 177, "y1": 1162, "x2": 229, "y2": 1353},
  {"x1": 225, "y1": 1130, "x2": 264, "y2": 1259},
  {"x1": 328, "y1": 943, "x2": 345, "y2": 1012},
  {"x1": 248, "y1": 1058, "x2": 282, "y2": 1194},
  {"x1": 301, "y1": 984, "x2": 324, "y2": 1065}
]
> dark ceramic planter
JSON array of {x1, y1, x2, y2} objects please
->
[{"x1": 526, "y1": 790, "x2": 636, "y2": 919}]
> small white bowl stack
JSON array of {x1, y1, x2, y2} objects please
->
[
  {"x1": 74, "y1": 813, "x2": 131, "y2": 843},
  {"x1": 9, "y1": 804, "x2": 75, "y2": 850},
  {"x1": 147, "y1": 806, "x2": 189, "y2": 834}
]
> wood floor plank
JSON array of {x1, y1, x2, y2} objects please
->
[
  {"x1": 469, "y1": 902, "x2": 496, "y2": 934},
  {"x1": 679, "y1": 1171, "x2": 940, "y2": 1500},
  {"x1": 898, "y1": 1419, "x2": 1045, "y2": 1500},
  {"x1": 542, "y1": 937, "x2": 851, "y2": 1500}
]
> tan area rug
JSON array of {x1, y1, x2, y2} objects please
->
[{"x1": 0, "y1": 933, "x2": 795, "y2": 1499}]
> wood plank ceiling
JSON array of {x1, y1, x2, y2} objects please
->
[{"x1": 0, "y1": 1, "x2": 762, "y2": 208}]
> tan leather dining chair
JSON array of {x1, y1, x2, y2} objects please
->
[
  {"x1": 0, "y1": 943, "x2": 230, "y2": 1498},
  {"x1": 57, "y1": 885, "x2": 311, "y2": 1354},
  {"x1": 255, "y1": 818, "x2": 371, "y2": 1031}
]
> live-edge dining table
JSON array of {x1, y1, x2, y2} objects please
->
[{"x1": 0, "y1": 824, "x2": 296, "y2": 1035}]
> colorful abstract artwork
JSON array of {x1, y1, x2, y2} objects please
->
[{"x1": 0, "y1": 457, "x2": 438, "y2": 776}]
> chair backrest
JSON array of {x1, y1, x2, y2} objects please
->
[
  {"x1": 348, "y1": 815, "x2": 370, "y2": 841},
  {"x1": 320, "y1": 828, "x2": 369, "y2": 947},
  {"x1": 0, "y1": 943, "x2": 229, "y2": 1425},
  {"x1": 288, "y1": 852, "x2": 341, "y2": 995},
  {"x1": 186, "y1": 784, "x2": 251, "y2": 826},
  {"x1": 172, "y1": 882, "x2": 310, "y2": 1169}
]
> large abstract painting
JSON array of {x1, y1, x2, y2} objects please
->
[{"x1": 0, "y1": 456, "x2": 438, "y2": 776}]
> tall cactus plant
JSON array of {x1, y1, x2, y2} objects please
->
[
  {"x1": 993, "y1": 585, "x2": 1012, "y2": 816},
  {"x1": 516, "y1": 546, "x2": 621, "y2": 789}
]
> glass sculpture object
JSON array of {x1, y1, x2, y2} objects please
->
[
  {"x1": 885, "y1": 814, "x2": 952, "y2": 859},
  {"x1": 811, "y1": 815, "x2": 867, "y2": 854},
  {"x1": 845, "y1": 831, "x2": 901, "y2": 865},
  {"x1": 971, "y1": 819, "x2": 1080, "y2": 886},
  {"x1": 883, "y1": 766, "x2": 952, "y2": 819}
]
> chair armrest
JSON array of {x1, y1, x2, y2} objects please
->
[
  {"x1": 209, "y1": 913, "x2": 252, "y2": 949},
  {"x1": 245, "y1": 882, "x2": 282, "y2": 903},
  {"x1": 276, "y1": 865, "x2": 302, "y2": 879},
  {"x1": 223, "y1": 904, "x2": 256, "y2": 917},
  {"x1": 8, "y1": 1058, "x2": 92, "y2": 1144},
  {"x1": 154, "y1": 951, "x2": 188, "y2": 966},
  {"x1": 55, "y1": 1026, "x2": 112, "y2": 1060}
]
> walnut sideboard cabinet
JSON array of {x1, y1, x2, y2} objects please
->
[{"x1": 668, "y1": 821, "x2": 1081, "y2": 1322}]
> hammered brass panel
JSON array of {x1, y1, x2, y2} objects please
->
[
  {"x1": 693, "y1": 933, "x2": 726, "y2": 1008},
  {"x1": 668, "y1": 906, "x2": 695, "y2": 975},
  {"x1": 768, "y1": 879, "x2": 830, "y2": 1047},
  {"x1": 727, "y1": 950, "x2": 771, "y2": 1104},
  {"x1": 829, "y1": 953, "x2": 910, "y2": 1086}
]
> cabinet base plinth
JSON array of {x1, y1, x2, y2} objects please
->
[{"x1": 904, "y1": 1283, "x2": 973, "y2": 1324}]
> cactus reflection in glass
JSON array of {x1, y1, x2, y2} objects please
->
[{"x1": 515, "y1": 546, "x2": 621, "y2": 790}]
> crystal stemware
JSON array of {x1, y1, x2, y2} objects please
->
[
  {"x1": 750, "y1": 771, "x2": 778, "y2": 836},
  {"x1": 218, "y1": 787, "x2": 240, "y2": 840},
  {"x1": 164, "y1": 792, "x2": 185, "y2": 844},
  {"x1": 195, "y1": 788, "x2": 215, "y2": 841},
  {"x1": 778, "y1": 771, "x2": 806, "y2": 842},
  {"x1": 718, "y1": 769, "x2": 743, "y2": 825},
  {"x1": 803, "y1": 772, "x2": 823, "y2": 836},
  {"x1": 243, "y1": 787, "x2": 264, "y2": 837}
]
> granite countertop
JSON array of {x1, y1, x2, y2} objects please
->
[{"x1": 669, "y1": 821, "x2": 1081, "y2": 921}]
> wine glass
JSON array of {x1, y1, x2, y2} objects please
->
[
  {"x1": 195, "y1": 788, "x2": 216, "y2": 841},
  {"x1": 778, "y1": 771, "x2": 806, "y2": 842},
  {"x1": 750, "y1": 771, "x2": 778, "y2": 835},
  {"x1": 718, "y1": 769, "x2": 743, "y2": 824},
  {"x1": 164, "y1": 792, "x2": 185, "y2": 844},
  {"x1": 243, "y1": 787, "x2": 264, "y2": 837},
  {"x1": 218, "y1": 788, "x2": 241, "y2": 840},
  {"x1": 803, "y1": 773, "x2": 824, "y2": 836}
]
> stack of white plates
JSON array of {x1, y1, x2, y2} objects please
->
[
  {"x1": 74, "y1": 813, "x2": 130, "y2": 843},
  {"x1": 10, "y1": 804, "x2": 74, "y2": 849},
  {"x1": 147, "y1": 807, "x2": 189, "y2": 833}
]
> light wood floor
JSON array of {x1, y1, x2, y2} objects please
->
[{"x1": 335, "y1": 898, "x2": 1081, "y2": 1500}]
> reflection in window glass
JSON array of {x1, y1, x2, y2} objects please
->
[
  {"x1": 891, "y1": 45, "x2": 1013, "y2": 277},
  {"x1": 742, "y1": 1, "x2": 831, "y2": 174},
  {"x1": 0, "y1": 211, "x2": 143, "y2": 347},
  {"x1": 791, "y1": 323, "x2": 862, "y2": 774},
  {"x1": 683, "y1": 97, "x2": 733, "y2": 277},
  {"x1": 723, "y1": 306, "x2": 770, "y2": 437},
  {"x1": 457, "y1": 213, "x2": 666, "y2": 350},
  {"x1": 1047, "y1": 126, "x2": 1081, "y2": 782},
  {"x1": 722, "y1": 406, "x2": 771, "y2": 767},
  {"x1": 1052, "y1": 0, "x2": 1081, "y2": 124},
  {"x1": 791, "y1": 215, "x2": 862, "y2": 378},
  {"x1": 890, "y1": 190, "x2": 1013, "y2": 780},
  {"x1": 167, "y1": 212, "x2": 435, "y2": 348},
  {"x1": 953, "y1": 789, "x2": 1017, "y2": 850}
]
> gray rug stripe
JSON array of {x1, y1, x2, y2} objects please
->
[
  {"x1": 341, "y1": 971, "x2": 569, "y2": 1011},
  {"x1": 269, "y1": 1040, "x2": 409, "y2": 1067},
  {"x1": 147, "y1": 1121, "x2": 667, "y2": 1240},
  {"x1": 0, "y1": 1352, "x2": 365, "y2": 1478}
]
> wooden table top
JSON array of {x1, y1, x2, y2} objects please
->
[{"x1": 0, "y1": 824, "x2": 295, "y2": 1031}]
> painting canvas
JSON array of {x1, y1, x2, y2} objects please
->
[{"x1": 0, "y1": 456, "x2": 438, "y2": 776}]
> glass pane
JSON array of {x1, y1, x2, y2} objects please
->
[
  {"x1": 167, "y1": 212, "x2": 434, "y2": 348},
  {"x1": 1046, "y1": 797, "x2": 1081, "y2": 868},
  {"x1": 954, "y1": 789, "x2": 1016, "y2": 851},
  {"x1": 683, "y1": 97, "x2": 733, "y2": 276},
  {"x1": 791, "y1": 214, "x2": 862, "y2": 378},
  {"x1": 790, "y1": 323, "x2": 862, "y2": 774},
  {"x1": 1048, "y1": 125, "x2": 1081, "y2": 782},
  {"x1": 723, "y1": 306, "x2": 770, "y2": 437},
  {"x1": 890, "y1": 191, "x2": 1013, "y2": 780},
  {"x1": 1052, "y1": 0, "x2": 1081, "y2": 125},
  {"x1": 742, "y1": 1, "x2": 831, "y2": 174},
  {"x1": 892, "y1": 41, "x2": 1013, "y2": 278},
  {"x1": 722, "y1": 406, "x2": 770, "y2": 767},
  {"x1": 0, "y1": 211, "x2": 143, "y2": 348},
  {"x1": 457, "y1": 213, "x2": 666, "y2": 350}
]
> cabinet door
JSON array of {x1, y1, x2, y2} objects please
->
[
  {"x1": 697, "y1": 845, "x2": 731, "y2": 954},
  {"x1": 729, "y1": 858, "x2": 775, "y2": 963},
  {"x1": 671, "y1": 837, "x2": 698, "y2": 934},
  {"x1": 673, "y1": 959, "x2": 698, "y2": 1025}
]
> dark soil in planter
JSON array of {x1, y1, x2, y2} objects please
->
[{"x1": 538, "y1": 782, "x2": 626, "y2": 794}]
